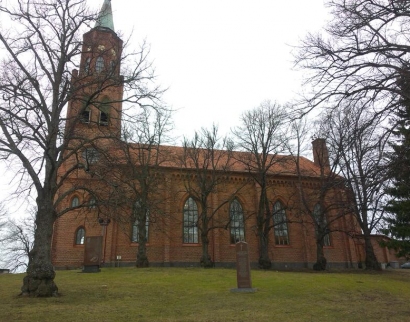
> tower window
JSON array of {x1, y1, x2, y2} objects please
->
[
  {"x1": 71, "y1": 196, "x2": 80, "y2": 208},
  {"x1": 82, "y1": 148, "x2": 99, "y2": 165},
  {"x1": 99, "y1": 102, "x2": 110, "y2": 126},
  {"x1": 99, "y1": 110, "x2": 109, "y2": 126},
  {"x1": 109, "y1": 61, "x2": 115, "y2": 74},
  {"x1": 95, "y1": 57, "x2": 104, "y2": 73},
  {"x1": 84, "y1": 57, "x2": 91, "y2": 74},
  {"x1": 89, "y1": 197, "x2": 96, "y2": 209},
  {"x1": 80, "y1": 106, "x2": 91, "y2": 123}
]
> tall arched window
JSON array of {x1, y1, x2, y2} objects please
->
[
  {"x1": 109, "y1": 60, "x2": 115, "y2": 74},
  {"x1": 273, "y1": 201, "x2": 289, "y2": 245},
  {"x1": 84, "y1": 57, "x2": 91, "y2": 74},
  {"x1": 230, "y1": 199, "x2": 245, "y2": 244},
  {"x1": 95, "y1": 56, "x2": 104, "y2": 73},
  {"x1": 313, "y1": 204, "x2": 331, "y2": 246},
  {"x1": 183, "y1": 197, "x2": 198, "y2": 243},
  {"x1": 71, "y1": 196, "x2": 79, "y2": 208},
  {"x1": 132, "y1": 200, "x2": 149, "y2": 243},
  {"x1": 75, "y1": 227, "x2": 85, "y2": 245}
]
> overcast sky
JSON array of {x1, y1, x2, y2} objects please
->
[
  {"x1": 89, "y1": 0, "x2": 329, "y2": 140},
  {"x1": 0, "y1": 0, "x2": 330, "y2": 209}
]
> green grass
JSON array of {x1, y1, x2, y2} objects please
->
[{"x1": 1, "y1": 268, "x2": 410, "y2": 322}]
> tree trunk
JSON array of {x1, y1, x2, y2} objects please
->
[
  {"x1": 136, "y1": 243, "x2": 149, "y2": 268},
  {"x1": 21, "y1": 197, "x2": 58, "y2": 297},
  {"x1": 313, "y1": 238, "x2": 327, "y2": 271},
  {"x1": 258, "y1": 232, "x2": 272, "y2": 269},
  {"x1": 136, "y1": 218, "x2": 149, "y2": 268},
  {"x1": 363, "y1": 234, "x2": 380, "y2": 270},
  {"x1": 257, "y1": 187, "x2": 271, "y2": 269},
  {"x1": 200, "y1": 228, "x2": 212, "y2": 268}
]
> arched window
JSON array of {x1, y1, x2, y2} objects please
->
[
  {"x1": 99, "y1": 103, "x2": 110, "y2": 126},
  {"x1": 71, "y1": 196, "x2": 79, "y2": 208},
  {"x1": 230, "y1": 199, "x2": 245, "y2": 244},
  {"x1": 89, "y1": 197, "x2": 96, "y2": 209},
  {"x1": 132, "y1": 200, "x2": 149, "y2": 243},
  {"x1": 95, "y1": 56, "x2": 104, "y2": 73},
  {"x1": 80, "y1": 106, "x2": 91, "y2": 123},
  {"x1": 82, "y1": 148, "x2": 99, "y2": 164},
  {"x1": 183, "y1": 197, "x2": 198, "y2": 243},
  {"x1": 109, "y1": 60, "x2": 115, "y2": 74},
  {"x1": 84, "y1": 57, "x2": 91, "y2": 74},
  {"x1": 273, "y1": 201, "x2": 289, "y2": 245},
  {"x1": 313, "y1": 204, "x2": 331, "y2": 246},
  {"x1": 95, "y1": 97, "x2": 110, "y2": 126},
  {"x1": 75, "y1": 227, "x2": 85, "y2": 245}
]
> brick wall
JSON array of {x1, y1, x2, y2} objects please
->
[{"x1": 52, "y1": 167, "x2": 364, "y2": 269}]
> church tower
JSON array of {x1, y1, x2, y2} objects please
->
[{"x1": 66, "y1": 0, "x2": 123, "y2": 140}]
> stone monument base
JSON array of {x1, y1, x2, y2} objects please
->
[
  {"x1": 230, "y1": 288, "x2": 257, "y2": 293},
  {"x1": 82, "y1": 265, "x2": 101, "y2": 273}
]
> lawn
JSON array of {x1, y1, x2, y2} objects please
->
[{"x1": 1, "y1": 267, "x2": 409, "y2": 322}]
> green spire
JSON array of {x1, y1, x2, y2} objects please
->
[{"x1": 95, "y1": 0, "x2": 115, "y2": 31}]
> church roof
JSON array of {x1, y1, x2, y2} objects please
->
[
  {"x1": 119, "y1": 144, "x2": 331, "y2": 179},
  {"x1": 95, "y1": 0, "x2": 115, "y2": 31}
]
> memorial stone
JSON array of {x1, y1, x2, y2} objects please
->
[{"x1": 82, "y1": 236, "x2": 103, "y2": 273}]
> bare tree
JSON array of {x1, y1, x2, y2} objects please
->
[
  {"x1": 318, "y1": 103, "x2": 391, "y2": 269},
  {"x1": 294, "y1": 0, "x2": 402, "y2": 270},
  {"x1": 290, "y1": 119, "x2": 351, "y2": 270},
  {"x1": 295, "y1": 0, "x2": 410, "y2": 115},
  {"x1": 232, "y1": 101, "x2": 290, "y2": 269},
  {"x1": 179, "y1": 125, "x2": 240, "y2": 268},
  {"x1": 0, "y1": 0, "x2": 163, "y2": 296},
  {"x1": 0, "y1": 212, "x2": 35, "y2": 273},
  {"x1": 101, "y1": 105, "x2": 173, "y2": 268}
]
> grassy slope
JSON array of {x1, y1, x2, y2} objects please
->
[{"x1": 1, "y1": 268, "x2": 410, "y2": 322}]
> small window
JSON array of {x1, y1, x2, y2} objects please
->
[
  {"x1": 71, "y1": 196, "x2": 79, "y2": 208},
  {"x1": 313, "y1": 204, "x2": 331, "y2": 246},
  {"x1": 183, "y1": 197, "x2": 198, "y2": 243},
  {"x1": 99, "y1": 110, "x2": 109, "y2": 126},
  {"x1": 89, "y1": 198, "x2": 96, "y2": 209},
  {"x1": 109, "y1": 61, "x2": 115, "y2": 74},
  {"x1": 273, "y1": 201, "x2": 289, "y2": 245},
  {"x1": 230, "y1": 199, "x2": 245, "y2": 244},
  {"x1": 75, "y1": 227, "x2": 85, "y2": 245},
  {"x1": 95, "y1": 57, "x2": 104, "y2": 73},
  {"x1": 84, "y1": 57, "x2": 91, "y2": 74},
  {"x1": 99, "y1": 102, "x2": 110, "y2": 126},
  {"x1": 80, "y1": 106, "x2": 91, "y2": 123},
  {"x1": 82, "y1": 148, "x2": 99, "y2": 164}
]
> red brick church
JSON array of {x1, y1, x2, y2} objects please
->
[{"x1": 51, "y1": 0, "x2": 398, "y2": 270}]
